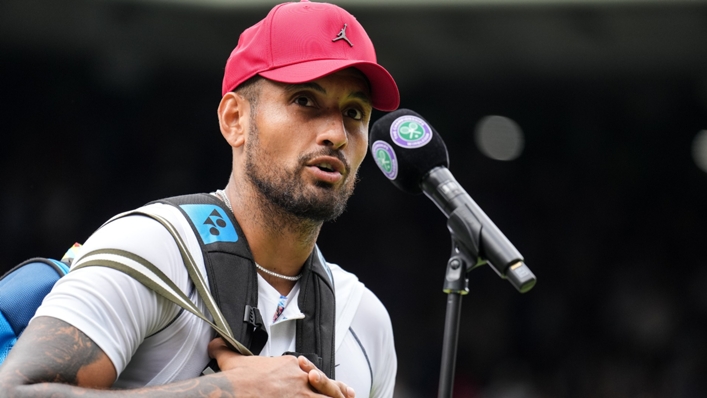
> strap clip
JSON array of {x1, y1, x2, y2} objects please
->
[{"x1": 244, "y1": 305, "x2": 264, "y2": 330}]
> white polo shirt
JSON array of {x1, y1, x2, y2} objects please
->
[{"x1": 33, "y1": 203, "x2": 396, "y2": 397}]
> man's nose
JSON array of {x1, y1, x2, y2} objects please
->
[{"x1": 317, "y1": 113, "x2": 348, "y2": 150}]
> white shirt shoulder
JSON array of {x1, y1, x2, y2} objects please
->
[
  {"x1": 328, "y1": 263, "x2": 397, "y2": 398},
  {"x1": 32, "y1": 202, "x2": 397, "y2": 395},
  {"x1": 33, "y1": 203, "x2": 213, "y2": 387}
]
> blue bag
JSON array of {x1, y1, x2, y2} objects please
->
[{"x1": 0, "y1": 257, "x2": 71, "y2": 364}]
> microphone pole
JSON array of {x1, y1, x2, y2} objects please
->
[
  {"x1": 422, "y1": 166, "x2": 536, "y2": 397},
  {"x1": 437, "y1": 244, "x2": 470, "y2": 398},
  {"x1": 369, "y1": 109, "x2": 536, "y2": 398}
]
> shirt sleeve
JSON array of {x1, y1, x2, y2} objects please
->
[
  {"x1": 32, "y1": 209, "x2": 193, "y2": 378},
  {"x1": 349, "y1": 287, "x2": 397, "y2": 398}
]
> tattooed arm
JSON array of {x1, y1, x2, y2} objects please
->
[
  {"x1": 0, "y1": 317, "x2": 353, "y2": 398},
  {"x1": 0, "y1": 317, "x2": 116, "y2": 390}
]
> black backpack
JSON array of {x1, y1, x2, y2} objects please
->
[{"x1": 0, "y1": 193, "x2": 336, "y2": 378}]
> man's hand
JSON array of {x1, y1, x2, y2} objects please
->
[
  {"x1": 0, "y1": 322, "x2": 355, "y2": 398},
  {"x1": 297, "y1": 354, "x2": 355, "y2": 398},
  {"x1": 208, "y1": 338, "x2": 355, "y2": 398}
]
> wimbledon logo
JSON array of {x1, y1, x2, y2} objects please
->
[
  {"x1": 390, "y1": 115, "x2": 433, "y2": 148},
  {"x1": 372, "y1": 141, "x2": 398, "y2": 180}
]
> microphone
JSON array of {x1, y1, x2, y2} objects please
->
[{"x1": 370, "y1": 109, "x2": 536, "y2": 293}]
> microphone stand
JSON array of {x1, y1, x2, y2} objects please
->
[
  {"x1": 424, "y1": 170, "x2": 536, "y2": 397},
  {"x1": 437, "y1": 238, "x2": 473, "y2": 398},
  {"x1": 437, "y1": 203, "x2": 498, "y2": 398},
  {"x1": 436, "y1": 221, "x2": 536, "y2": 396}
]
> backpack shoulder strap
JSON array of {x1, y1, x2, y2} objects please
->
[
  {"x1": 153, "y1": 193, "x2": 268, "y2": 355},
  {"x1": 156, "y1": 193, "x2": 336, "y2": 378},
  {"x1": 72, "y1": 207, "x2": 252, "y2": 356},
  {"x1": 293, "y1": 246, "x2": 337, "y2": 377}
]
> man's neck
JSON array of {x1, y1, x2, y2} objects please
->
[{"x1": 222, "y1": 180, "x2": 322, "y2": 295}]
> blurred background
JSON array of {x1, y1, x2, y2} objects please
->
[{"x1": 2, "y1": 0, "x2": 707, "y2": 396}]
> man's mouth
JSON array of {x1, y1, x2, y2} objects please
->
[
  {"x1": 306, "y1": 156, "x2": 346, "y2": 175},
  {"x1": 305, "y1": 156, "x2": 348, "y2": 184},
  {"x1": 315, "y1": 162, "x2": 335, "y2": 172}
]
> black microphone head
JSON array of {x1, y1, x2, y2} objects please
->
[{"x1": 369, "y1": 109, "x2": 449, "y2": 194}]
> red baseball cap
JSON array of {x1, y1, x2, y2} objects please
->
[{"x1": 222, "y1": 0, "x2": 400, "y2": 111}]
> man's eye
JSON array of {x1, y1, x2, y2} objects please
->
[
  {"x1": 294, "y1": 96, "x2": 314, "y2": 107},
  {"x1": 345, "y1": 108, "x2": 363, "y2": 121}
]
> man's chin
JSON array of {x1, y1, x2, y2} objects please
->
[
  {"x1": 313, "y1": 180, "x2": 337, "y2": 190},
  {"x1": 296, "y1": 189, "x2": 351, "y2": 222},
  {"x1": 249, "y1": 168, "x2": 354, "y2": 222}
]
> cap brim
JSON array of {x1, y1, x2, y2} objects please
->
[{"x1": 259, "y1": 59, "x2": 400, "y2": 112}]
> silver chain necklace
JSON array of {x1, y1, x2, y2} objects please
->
[
  {"x1": 214, "y1": 189, "x2": 302, "y2": 282},
  {"x1": 254, "y1": 262, "x2": 302, "y2": 281},
  {"x1": 214, "y1": 189, "x2": 233, "y2": 213}
]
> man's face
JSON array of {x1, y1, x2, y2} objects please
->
[{"x1": 244, "y1": 69, "x2": 372, "y2": 222}]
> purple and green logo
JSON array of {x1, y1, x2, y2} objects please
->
[
  {"x1": 372, "y1": 140, "x2": 398, "y2": 180},
  {"x1": 390, "y1": 115, "x2": 432, "y2": 148}
]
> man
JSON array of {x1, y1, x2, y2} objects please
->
[{"x1": 0, "y1": 1, "x2": 399, "y2": 397}]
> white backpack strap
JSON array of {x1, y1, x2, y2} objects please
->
[{"x1": 72, "y1": 208, "x2": 252, "y2": 356}]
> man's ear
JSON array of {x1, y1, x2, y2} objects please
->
[{"x1": 218, "y1": 92, "x2": 249, "y2": 148}]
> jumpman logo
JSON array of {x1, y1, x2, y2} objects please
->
[{"x1": 332, "y1": 24, "x2": 353, "y2": 47}]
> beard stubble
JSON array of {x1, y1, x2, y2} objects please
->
[{"x1": 244, "y1": 122, "x2": 357, "y2": 223}]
